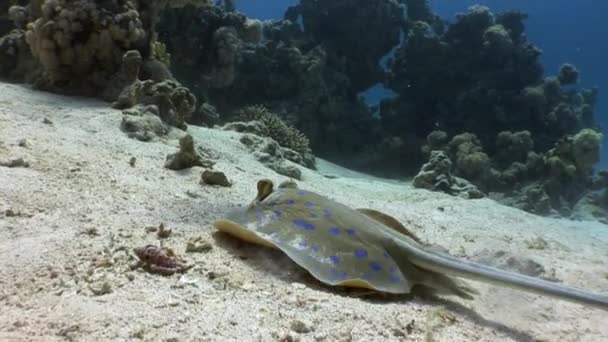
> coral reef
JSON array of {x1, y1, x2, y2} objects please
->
[
  {"x1": 115, "y1": 78, "x2": 196, "y2": 130},
  {"x1": 1, "y1": 1, "x2": 604, "y2": 222},
  {"x1": 0, "y1": 0, "x2": 207, "y2": 129},
  {"x1": 158, "y1": 3, "x2": 378, "y2": 162},
  {"x1": 287, "y1": 0, "x2": 406, "y2": 91}
]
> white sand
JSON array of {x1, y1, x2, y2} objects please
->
[{"x1": 0, "y1": 82, "x2": 606, "y2": 341}]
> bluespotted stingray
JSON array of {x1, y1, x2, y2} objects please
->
[{"x1": 213, "y1": 179, "x2": 608, "y2": 310}]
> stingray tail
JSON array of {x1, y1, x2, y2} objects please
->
[{"x1": 395, "y1": 238, "x2": 608, "y2": 311}]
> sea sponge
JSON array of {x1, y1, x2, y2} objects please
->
[
  {"x1": 427, "y1": 130, "x2": 449, "y2": 150},
  {"x1": 243, "y1": 18, "x2": 263, "y2": 44},
  {"x1": 543, "y1": 129, "x2": 601, "y2": 179},
  {"x1": 151, "y1": 40, "x2": 171, "y2": 67},
  {"x1": 233, "y1": 105, "x2": 315, "y2": 169},
  {"x1": 483, "y1": 24, "x2": 513, "y2": 52},
  {"x1": 572, "y1": 128, "x2": 602, "y2": 173},
  {"x1": 447, "y1": 133, "x2": 491, "y2": 180},
  {"x1": 209, "y1": 26, "x2": 240, "y2": 88},
  {"x1": 495, "y1": 130, "x2": 533, "y2": 164},
  {"x1": 558, "y1": 63, "x2": 578, "y2": 85}
]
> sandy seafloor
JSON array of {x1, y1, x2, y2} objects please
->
[{"x1": 0, "y1": 81, "x2": 607, "y2": 342}]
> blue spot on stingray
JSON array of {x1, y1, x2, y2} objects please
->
[
  {"x1": 283, "y1": 199, "x2": 296, "y2": 205},
  {"x1": 369, "y1": 261, "x2": 382, "y2": 272},
  {"x1": 328, "y1": 255, "x2": 340, "y2": 264},
  {"x1": 330, "y1": 268, "x2": 347, "y2": 280},
  {"x1": 354, "y1": 248, "x2": 368, "y2": 258},
  {"x1": 346, "y1": 228, "x2": 356, "y2": 236},
  {"x1": 328, "y1": 226, "x2": 340, "y2": 235},
  {"x1": 298, "y1": 241, "x2": 308, "y2": 249},
  {"x1": 389, "y1": 266, "x2": 398, "y2": 273},
  {"x1": 322, "y1": 209, "x2": 331, "y2": 218},
  {"x1": 304, "y1": 201, "x2": 314, "y2": 208},
  {"x1": 310, "y1": 245, "x2": 319, "y2": 252},
  {"x1": 389, "y1": 275, "x2": 400, "y2": 283},
  {"x1": 293, "y1": 219, "x2": 315, "y2": 230},
  {"x1": 297, "y1": 190, "x2": 307, "y2": 196}
]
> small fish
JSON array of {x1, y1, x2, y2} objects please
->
[{"x1": 213, "y1": 179, "x2": 608, "y2": 310}]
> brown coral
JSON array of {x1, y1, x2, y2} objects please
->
[{"x1": 234, "y1": 105, "x2": 315, "y2": 169}]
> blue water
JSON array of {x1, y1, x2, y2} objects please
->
[{"x1": 235, "y1": 0, "x2": 608, "y2": 169}]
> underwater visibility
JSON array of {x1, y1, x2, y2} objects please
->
[{"x1": 1, "y1": 0, "x2": 607, "y2": 340}]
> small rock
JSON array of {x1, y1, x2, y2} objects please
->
[
  {"x1": 313, "y1": 333, "x2": 327, "y2": 341},
  {"x1": 129, "y1": 157, "x2": 136, "y2": 167},
  {"x1": 89, "y1": 281, "x2": 112, "y2": 296},
  {"x1": 0, "y1": 157, "x2": 29, "y2": 168},
  {"x1": 157, "y1": 223, "x2": 172, "y2": 239},
  {"x1": 291, "y1": 282, "x2": 306, "y2": 290},
  {"x1": 17, "y1": 139, "x2": 29, "y2": 147},
  {"x1": 201, "y1": 170, "x2": 231, "y2": 187},
  {"x1": 290, "y1": 319, "x2": 313, "y2": 334},
  {"x1": 526, "y1": 237, "x2": 549, "y2": 250},
  {"x1": 185, "y1": 190, "x2": 200, "y2": 198},
  {"x1": 165, "y1": 134, "x2": 213, "y2": 170},
  {"x1": 278, "y1": 331, "x2": 300, "y2": 342},
  {"x1": 392, "y1": 328, "x2": 406, "y2": 337},
  {"x1": 273, "y1": 163, "x2": 302, "y2": 180},
  {"x1": 13, "y1": 320, "x2": 27, "y2": 328},
  {"x1": 129, "y1": 327, "x2": 146, "y2": 339},
  {"x1": 186, "y1": 237, "x2": 213, "y2": 253},
  {"x1": 121, "y1": 107, "x2": 169, "y2": 142},
  {"x1": 145, "y1": 225, "x2": 158, "y2": 233},
  {"x1": 43, "y1": 118, "x2": 53, "y2": 125}
]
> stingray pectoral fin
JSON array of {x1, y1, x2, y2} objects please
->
[
  {"x1": 213, "y1": 219, "x2": 277, "y2": 249},
  {"x1": 356, "y1": 208, "x2": 422, "y2": 243},
  {"x1": 395, "y1": 237, "x2": 608, "y2": 311},
  {"x1": 335, "y1": 279, "x2": 379, "y2": 291}
]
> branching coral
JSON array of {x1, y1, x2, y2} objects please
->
[
  {"x1": 233, "y1": 105, "x2": 315, "y2": 169},
  {"x1": 447, "y1": 133, "x2": 491, "y2": 182}
]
